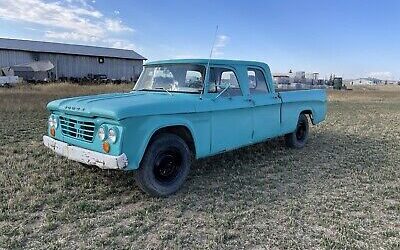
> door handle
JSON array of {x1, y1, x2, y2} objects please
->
[{"x1": 246, "y1": 98, "x2": 256, "y2": 105}]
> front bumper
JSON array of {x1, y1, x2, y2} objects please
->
[{"x1": 43, "y1": 136, "x2": 128, "y2": 170}]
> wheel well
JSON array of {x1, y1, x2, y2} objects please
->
[
  {"x1": 301, "y1": 110, "x2": 313, "y2": 122},
  {"x1": 149, "y1": 125, "x2": 196, "y2": 156}
]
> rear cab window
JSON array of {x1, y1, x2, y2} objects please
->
[{"x1": 247, "y1": 68, "x2": 269, "y2": 95}]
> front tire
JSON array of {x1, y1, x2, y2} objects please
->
[
  {"x1": 285, "y1": 114, "x2": 309, "y2": 149},
  {"x1": 134, "y1": 133, "x2": 191, "y2": 197}
]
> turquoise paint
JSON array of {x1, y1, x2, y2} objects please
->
[{"x1": 46, "y1": 59, "x2": 327, "y2": 170}]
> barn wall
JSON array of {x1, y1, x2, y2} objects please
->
[
  {"x1": 39, "y1": 53, "x2": 141, "y2": 81},
  {"x1": 0, "y1": 50, "x2": 34, "y2": 66},
  {"x1": 0, "y1": 49, "x2": 143, "y2": 81},
  {"x1": 132, "y1": 60, "x2": 143, "y2": 80}
]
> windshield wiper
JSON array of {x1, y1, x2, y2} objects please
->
[
  {"x1": 154, "y1": 87, "x2": 172, "y2": 96},
  {"x1": 135, "y1": 88, "x2": 201, "y2": 94}
]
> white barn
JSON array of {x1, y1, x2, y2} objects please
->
[{"x1": 0, "y1": 38, "x2": 146, "y2": 82}]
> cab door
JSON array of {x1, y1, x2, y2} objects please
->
[
  {"x1": 203, "y1": 67, "x2": 253, "y2": 154},
  {"x1": 247, "y1": 67, "x2": 281, "y2": 142}
]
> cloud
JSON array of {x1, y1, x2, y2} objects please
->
[
  {"x1": 65, "y1": 0, "x2": 96, "y2": 9},
  {"x1": 368, "y1": 72, "x2": 393, "y2": 80},
  {"x1": 45, "y1": 31, "x2": 99, "y2": 43},
  {"x1": 215, "y1": 35, "x2": 229, "y2": 48},
  {"x1": 105, "y1": 19, "x2": 134, "y2": 32},
  {"x1": 106, "y1": 39, "x2": 137, "y2": 50},
  {"x1": 0, "y1": 0, "x2": 135, "y2": 49},
  {"x1": 212, "y1": 35, "x2": 230, "y2": 57}
]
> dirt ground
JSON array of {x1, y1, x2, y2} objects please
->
[{"x1": 0, "y1": 84, "x2": 399, "y2": 249}]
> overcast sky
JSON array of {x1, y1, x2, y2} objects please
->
[{"x1": 0, "y1": 0, "x2": 399, "y2": 80}]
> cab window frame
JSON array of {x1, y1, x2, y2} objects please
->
[
  {"x1": 247, "y1": 67, "x2": 270, "y2": 94},
  {"x1": 207, "y1": 66, "x2": 243, "y2": 96}
]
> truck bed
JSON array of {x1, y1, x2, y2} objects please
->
[
  {"x1": 276, "y1": 86, "x2": 327, "y2": 92},
  {"x1": 277, "y1": 88, "x2": 327, "y2": 134}
]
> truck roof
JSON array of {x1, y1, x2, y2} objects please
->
[{"x1": 145, "y1": 59, "x2": 270, "y2": 69}]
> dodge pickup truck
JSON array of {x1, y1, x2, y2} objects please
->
[{"x1": 43, "y1": 59, "x2": 327, "y2": 196}]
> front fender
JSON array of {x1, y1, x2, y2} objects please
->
[{"x1": 119, "y1": 115, "x2": 205, "y2": 170}]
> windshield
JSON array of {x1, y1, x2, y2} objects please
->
[{"x1": 134, "y1": 64, "x2": 206, "y2": 94}]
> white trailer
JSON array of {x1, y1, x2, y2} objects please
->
[{"x1": 0, "y1": 76, "x2": 20, "y2": 87}]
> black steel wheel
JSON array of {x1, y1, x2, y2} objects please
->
[
  {"x1": 134, "y1": 133, "x2": 191, "y2": 197},
  {"x1": 153, "y1": 149, "x2": 182, "y2": 184},
  {"x1": 295, "y1": 118, "x2": 308, "y2": 142},
  {"x1": 285, "y1": 114, "x2": 310, "y2": 149}
]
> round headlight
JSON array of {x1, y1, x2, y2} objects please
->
[
  {"x1": 98, "y1": 126, "x2": 107, "y2": 141},
  {"x1": 48, "y1": 115, "x2": 58, "y2": 128},
  {"x1": 53, "y1": 116, "x2": 58, "y2": 129},
  {"x1": 108, "y1": 127, "x2": 118, "y2": 144},
  {"x1": 48, "y1": 116, "x2": 54, "y2": 127}
]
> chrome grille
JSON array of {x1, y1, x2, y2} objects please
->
[{"x1": 60, "y1": 116, "x2": 95, "y2": 142}]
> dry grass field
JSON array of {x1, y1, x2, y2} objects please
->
[{"x1": 0, "y1": 84, "x2": 399, "y2": 249}]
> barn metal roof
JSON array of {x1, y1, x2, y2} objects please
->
[{"x1": 0, "y1": 38, "x2": 146, "y2": 60}]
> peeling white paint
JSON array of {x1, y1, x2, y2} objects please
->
[{"x1": 43, "y1": 136, "x2": 128, "y2": 169}]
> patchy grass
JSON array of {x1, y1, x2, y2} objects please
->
[{"x1": 0, "y1": 84, "x2": 399, "y2": 249}]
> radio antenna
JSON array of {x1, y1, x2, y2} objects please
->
[{"x1": 200, "y1": 25, "x2": 218, "y2": 100}]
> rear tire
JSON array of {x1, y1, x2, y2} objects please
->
[
  {"x1": 285, "y1": 114, "x2": 309, "y2": 149},
  {"x1": 134, "y1": 133, "x2": 191, "y2": 197}
]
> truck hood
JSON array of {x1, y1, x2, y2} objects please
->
[{"x1": 47, "y1": 91, "x2": 198, "y2": 120}]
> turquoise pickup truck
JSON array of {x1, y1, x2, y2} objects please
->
[{"x1": 44, "y1": 59, "x2": 327, "y2": 196}]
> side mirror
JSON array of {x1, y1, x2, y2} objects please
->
[{"x1": 213, "y1": 83, "x2": 232, "y2": 100}]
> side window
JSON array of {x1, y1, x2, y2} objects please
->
[
  {"x1": 221, "y1": 71, "x2": 239, "y2": 88},
  {"x1": 248, "y1": 68, "x2": 269, "y2": 94},
  {"x1": 208, "y1": 67, "x2": 242, "y2": 96},
  {"x1": 248, "y1": 70, "x2": 257, "y2": 88}
]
